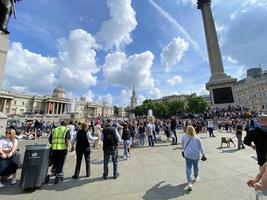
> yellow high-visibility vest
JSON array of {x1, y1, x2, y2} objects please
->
[{"x1": 51, "y1": 126, "x2": 69, "y2": 150}]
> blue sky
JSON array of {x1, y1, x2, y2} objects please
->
[{"x1": 4, "y1": 0, "x2": 267, "y2": 106}]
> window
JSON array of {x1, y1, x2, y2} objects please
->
[{"x1": 14, "y1": 101, "x2": 16, "y2": 105}]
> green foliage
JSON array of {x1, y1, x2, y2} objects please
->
[
  {"x1": 187, "y1": 96, "x2": 208, "y2": 114},
  {"x1": 134, "y1": 99, "x2": 185, "y2": 118}
]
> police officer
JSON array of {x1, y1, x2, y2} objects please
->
[
  {"x1": 101, "y1": 119, "x2": 121, "y2": 179},
  {"x1": 49, "y1": 121, "x2": 70, "y2": 184}
]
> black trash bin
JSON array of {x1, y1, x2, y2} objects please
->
[{"x1": 20, "y1": 144, "x2": 50, "y2": 190}]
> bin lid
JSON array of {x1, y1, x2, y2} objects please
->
[{"x1": 25, "y1": 144, "x2": 51, "y2": 150}]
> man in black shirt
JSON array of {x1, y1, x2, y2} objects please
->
[
  {"x1": 244, "y1": 114, "x2": 267, "y2": 191},
  {"x1": 244, "y1": 114, "x2": 267, "y2": 167},
  {"x1": 101, "y1": 119, "x2": 121, "y2": 179}
]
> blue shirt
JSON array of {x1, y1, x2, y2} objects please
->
[{"x1": 181, "y1": 134, "x2": 205, "y2": 160}]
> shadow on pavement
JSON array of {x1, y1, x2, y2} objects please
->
[
  {"x1": 219, "y1": 148, "x2": 240, "y2": 153},
  {"x1": 143, "y1": 181, "x2": 188, "y2": 200},
  {"x1": 0, "y1": 176, "x2": 105, "y2": 194}
]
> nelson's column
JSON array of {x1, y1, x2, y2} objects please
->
[{"x1": 197, "y1": 0, "x2": 237, "y2": 109}]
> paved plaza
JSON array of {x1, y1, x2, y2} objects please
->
[{"x1": 0, "y1": 130, "x2": 266, "y2": 200}]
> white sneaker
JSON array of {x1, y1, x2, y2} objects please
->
[
  {"x1": 0, "y1": 182, "x2": 4, "y2": 188},
  {"x1": 11, "y1": 175, "x2": 16, "y2": 185},
  {"x1": 193, "y1": 176, "x2": 199, "y2": 183},
  {"x1": 188, "y1": 183, "x2": 192, "y2": 191}
]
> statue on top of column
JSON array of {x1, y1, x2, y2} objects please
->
[
  {"x1": 197, "y1": 0, "x2": 211, "y2": 9},
  {"x1": 0, "y1": 0, "x2": 22, "y2": 34}
]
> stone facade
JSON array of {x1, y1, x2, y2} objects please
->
[
  {"x1": 151, "y1": 94, "x2": 189, "y2": 104},
  {"x1": 234, "y1": 68, "x2": 267, "y2": 112},
  {"x1": 0, "y1": 86, "x2": 114, "y2": 118}
]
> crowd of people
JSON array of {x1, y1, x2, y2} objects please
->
[{"x1": 0, "y1": 107, "x2": 266, "y2": 194}]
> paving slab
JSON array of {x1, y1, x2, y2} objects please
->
[{"x1": 0, "y1": 130, "x2": 266, "y2": 200}]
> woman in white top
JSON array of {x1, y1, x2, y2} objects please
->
[
  {"x1": 93, "y1": 121, "x2": 102, "y2": 149},
  {"x1": 181, "y1": 125, "x2": 205, "y2": 191},
  {"x1": 0, "y1": 129, "x2": 18, "y2": 188}
]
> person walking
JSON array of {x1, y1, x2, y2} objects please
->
[
  {"x1": 49, "y1": 121, "x2": 70, "y2": 184},
  {"x1": 102, "y1": 119, "x2": 121, "y2": 179},
  {"x1": 122, "y1": 123, "x2": 131, "y2": 160},
  {"x1": 236, "y1": 121, "x2": 245, "y2": 150},
  {"x1": 93, "y1": 121, "x2": 102, "y2": 149},
  {"x1": 181, "y1": 125, "x2": 206, "y2": 191},
  {"x1": 207, "y1": 119, "x2": 215, "y2": 137},
  {"x1": 72, "y1": 122, "x2": 97, "y2": 179},
  {"x1": 146, "y1": 120, "x2": 154, "y2": 147},
  {"x1": 171, "y1": 117, "x2": 177, "y2": 145}
]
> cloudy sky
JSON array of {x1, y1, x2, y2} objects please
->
[{"x1": 4, "y1": 0, "x2": 267, "y2": 106}]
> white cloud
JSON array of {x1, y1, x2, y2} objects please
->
[
  {"x1": 103, "y1": 51, "x2": 156, "y2": 89},
  {"x1": 120, "y1": 89, "x2": 131, "y2": 106},
  {"x1": 97, "y1": 93, "x2": 113, "y2": 105},
  {"x1": 227, "y1": 56, "x2": 239, "y2": 64},
  {"x1": 57, "y1": 29, "x2": 100, "y2": 92},
  {"x1": 82, "y1": 90, "x2": 95, "y2": 102},
  {"x1": 138, "y1": 94, "x2": 146, "y2": 105},
  {"x1": 167, "y1": 75, "x2": 183, "y2": 85},
  {"x1": 149, "y1": 87, "x2": 161, "y2": 99},
  {"x1": 148, "y1": 0, "x2": 200, "y2": 53},
  {"x1": 96, "y1": 0, "x2": 137, "y2": 50},
  {"x1": 242, "y1": 0, "x2": 267, "y2": 10},
  {"x1": 160, "y1": 37, "x2": 189, "y2": 72},
  {"x1": 5, "y1": 42, "x2": 57, "y2": 94}
]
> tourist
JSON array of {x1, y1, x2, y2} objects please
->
[
  {"x1": 72, "y1": 122, "x2": 97, "y2": 179},
  {"x1": 0, "y1": 129, "x2": 18, "y2": 188},
  {"x1": 138, "y1": 122, "x2": 145, "y2": 146},
  {"x1": 146, "y1": 119, "x2": 154, "y2": 147},
  {"x1": 247, "y1": 162, "x2": 267, "y2": 191},
  {"x1": 93, "y1": 120, "x2": 102, "y2": 149},
  {"x1": 181, "y1": 125, "x2": 205, "y2": 191},
  {"x1": 236, "y1": 121, "x2": 245, "y2": 150},
  {"x1": 171, "y1": 117, "x2": 177, "y2": 145},
  {"x1": 121, "y1": 123, "x2": 131, "y2": 160},
  {"x1": 66, "y1": 121, "x2": 76, "y2": 152},
  {"x1": 207, "y1": 119, "x2": 215, "y2": 137},
  {"x1": 244, "y1": 113, "x2": 267, "y2": 164},
  {"x1": 244, "y1": 113, "x2": 267, "y2": 192},
  {"x1": 102, "y1": 119, "x2": 121, "y2": 179}
]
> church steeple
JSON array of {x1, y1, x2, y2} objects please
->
[{"x1": 130, "y1": 84, "x2": 137, "y2": 109}]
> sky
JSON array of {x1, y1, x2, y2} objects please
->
[{"x1": 3, "y1": 0, "x2": 267, "y2": 107}]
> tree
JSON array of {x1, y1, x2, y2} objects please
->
[
  {"x1": 187, "y1": 96, "x2": 208, "y2": 114},
  {"x1": 134, "y1": 105, "x2": 144, "y2": 116}
]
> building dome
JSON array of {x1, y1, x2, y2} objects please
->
[{"x1": 52, "y1": 84, "x2": 65, "y2": 98}]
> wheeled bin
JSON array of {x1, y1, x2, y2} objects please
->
[{"x1": 20, "y1": 144, "x2": 50, "y2": 190}]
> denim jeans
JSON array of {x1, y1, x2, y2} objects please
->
[
  {"x1": 171, "y1": 129, "x2": 177, "y2": 144},
  {"x1": 148, "y1": 135, "x2": 154, "y2": 146},
  {"x1": 139, "y1": 133, "x2": 145, "y2": 146},
  {"x1": 123, "y1": 140, "x2": 130, "y2": 158},
  {"x1": 185, "y1": 157, "x2": 199, "y2": 183},
  {"x1": 103, "y1": 149, "x2": 118, "y2": 177}
]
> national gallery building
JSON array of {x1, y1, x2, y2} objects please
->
[{"x1": 0, "y1": 85, "x2": 114, "y2": 118}]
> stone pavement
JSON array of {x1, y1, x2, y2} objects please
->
[{"x1": 0, "y1": 130, "x2": 266, "y2": 200}]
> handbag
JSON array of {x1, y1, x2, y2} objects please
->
[
  {"x1": 182, "y1": 138, "x2": 192, "y2": 158},
  {"x1": 201, "y1": 155, "x2": 207, "y2": 161}
]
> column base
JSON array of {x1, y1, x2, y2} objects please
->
[{"x1": 206, "y1": 74, "x2": 237, "y2": 110}]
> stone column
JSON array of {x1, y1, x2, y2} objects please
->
[
  {"x1": 197, "y1": 0, "x2": 237, "y2": 109},
  {"x1": 198, "y1": 0, "x2": 225, "y2": 78},
  {"x1": 0, "y1": 33, "x2": 8, "y2": 136},
  {"x1": 60, "y1": 103, "x2": 63, "y2": 114},
  {"x1": 52, "y1": 102, "x2": 56, "y2": 115},
  {"x1": 3, "y1": 98, "x2": 6, "y2": 113},
  {"x1": 57, "y1": 103, "x2": 60, "y2": 115}
]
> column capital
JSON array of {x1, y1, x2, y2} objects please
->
[{"x1": 197, "y1": 0, "x2": 211, "y2": 9}]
